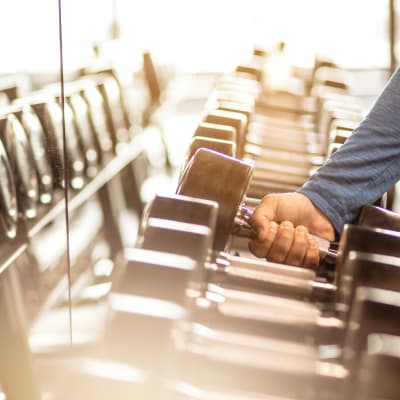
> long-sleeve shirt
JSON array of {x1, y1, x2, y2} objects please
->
[{"x1": 298, "y1": 68, "x2": 400, "y2": 234}]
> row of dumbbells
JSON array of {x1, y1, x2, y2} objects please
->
[
  {"x1": 122, "y1": 55, "x2": 399, "y2": 399},
  {"x1": 112, "y1": 186, "x2": 400, "y2": 400},
  {"x1": 38, "y1": 56, "x2": 400, "y2": 399},
  {"x1": 0, "y1": 66, "x2": 149, "y2": 244},
  {"x1": 180, "y1": 57, "x2": 363, "y2": 203},
  {"x1": 0, "y1": 52, "x2": 176, "y2": 400},
  {"x1": 0, "y1": 61, "x2": 161, "y2": 400}
]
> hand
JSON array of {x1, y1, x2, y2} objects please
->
[{"x1": 248, "y1": 193, "x2": 335, "y2": 269}]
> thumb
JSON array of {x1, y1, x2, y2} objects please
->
[{"x1": 249, "y1": 195, "x2": 279, "y2": 235}]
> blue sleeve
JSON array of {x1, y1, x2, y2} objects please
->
[{"x1": 298, "y1": 67, "x2": 400, "y2": 234}]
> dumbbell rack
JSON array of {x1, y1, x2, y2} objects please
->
[
  {"x1": 0, "y1": 57, "x2": 162, "y2": 400},
  {"x1": 119, "y1": 51, "x2": 400, "y2": 399}
]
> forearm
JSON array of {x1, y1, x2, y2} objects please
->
[{"x1": 298, "y1": 68, "x2": 400, "y2": 234}]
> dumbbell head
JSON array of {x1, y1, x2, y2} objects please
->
[
  {"x1": 194, "y1": 122, "x2": 237, "y2": 143},
  {"x1": 142, "y1": 193, "x2": 218, "y2": 232},
  {"x1": 65, "y1": 89, "x2": 100, "y2": 177},
  {"x1": 78, "y1": 79, "x2": 114, "y2": 157},
  {"x1": 313, "y1": 66, "x2": 349, "y2": 91},
  {"x1": 210, "y1": 88, "x2": 256, "y2": 109},
  {"x1": 88, "y1": 74, "x2": 130, "y2": 146},
  {"x1": 85, "y1": 67, "x2": 131, "y2": 128},
  {"x1": 177, "y1": 148, "x2": 253, "y2": 250},
  {"x1": 185, "y1": 136, "x2": 236, "y2": 165},
  {"x1": 358, "y1": 205, "x2": 400, "y2": 232},
  {"x1": 203, "y1": 109, "x2": 247, "y2": 144},
  {"x1": 0, "y1": 113, "x2": 38, "y2": 219},
  {"x1": 235, "y1": 64, "x2": 263, "y2": 81},
  {"x1": 113, "y1": 247, "x2": 196, "y2": 306},
  {"x1": 343, "y1": 287, "x2": 400, "y2": 372},
  {"x1": 140, "y1": 217, "x2": 212, "y2": 269},
  {"x1": 108, "y1": 248, "x2": 196, "y2": 368},
  {"x1": 354, "y1": 334, "x2": 400, "y2": 400},
  {"x1": 0, "y1": 137, "x2": 18, "y2": 238},
  {"x1": 15, "y1": 104, "x2": 53, "y2": 204},
  {"x1": 30, "y1": 96, "x2": 83, "y2": 189},
  {"x1": 336, "y1": 224, "x2": 400, "y2": 278},
  {"x1": 57, "y1": 99, "x2": 87, "y2": 189},
  {"x1": 337, "y1": 251, "x2": 400, "y2": 322},
  {"x1": 214, "y1": 101, "x2": 253, "y2": 157}
]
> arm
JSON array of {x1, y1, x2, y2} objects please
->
[{"x1": 249, "y1": 68, "x2": 400, "y2": 267}]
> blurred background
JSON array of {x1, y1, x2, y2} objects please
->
[{"x1": 0, "y1": 0, "x2": 396, "y2": 86}]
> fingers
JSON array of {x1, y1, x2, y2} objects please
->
[
  {"x1": 302, "y1": 238, "x2": 320, "y2": 269},
  {"x1": 267, "y1": 221, "x2": 295, "y2": 264},
  {"x1": 284, "y1": 225, "x2": 308, "y2": 266},
  {"x1": 249, "y1": 220, "x2": 320, "y2": 269},
  {"x1": 248, "y1": 221, "x2": 278, "y2": 258},
  {"x1": 249, "y1": 194, "x2": 279, "y2": 232}
]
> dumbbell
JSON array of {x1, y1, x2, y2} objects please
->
[
  {"x1": 76, "y1": 77, "x2": 143, "y2": 214},
  {"x1": 138, "y1": 194, "x2": 336, "y2": 315},
  {"x1": 176, "y1": 147, "x2": 252, "y2": 250},
  {"x1": 85, "y1": 73, "x2": 131, "y2": 149},
  {"x1": 102, "y1": 248, "x2": 196, "y2": 399},
  {"x1": 175, "y1": 148, "x2": 400, "y2": 282},
  {"x1": 340, "y1": 287, "x2": 400, "y2": 398},
  {"x1": 30, "y1": 94, "x2": 86, "y2": 190},
  {"x1": 183, "y1": 130, "x2": 309, "y2": 192},
  {"x1": 251, "y1": 83, "x2": 358, "y2": 134},
  {"x1": 140, "y1": 214, "x2": 333, "y2": 304},
  {"x1": 357, "y1": 204, "x2": 400, "y2": 232},
  {"x1": 13, "y1": 103, "x2": 54, "y2": 204},
  {"x1": 183, "y1": 136, "x2": 236, "y2": 169},
  {"x1": 63, "y1": 85, "x2": 100, "y2": 178},
  {"x1": 244, "y1": 124, "x2": 357, "y2": 189},
  {"x1": 140, "y1": 201, "x2": 400, "y2": 346},
  {"x1": 0, "y1": 136, "x2": 18, "y2": 239},
  {"x1": 246, "y1": 101, "x2": 360, "y2": 158},
  {"x1": 335, "y1": 250, "x2": 400, "y2": 329},
  {"x1": 312, "y1": 66, "x2": 349, "y2": 93},
  {"x1": 195, "y1": 118, "x2": 313, "y2": 189},
  {"x1": 78, "y1": 79, "x2": 114, "y2": 163},
  {"x1": 351, "y1": 333, "x2": 400, "y2": 400},
  {"x1": 203, "y1": 109, "x2": 246, "y2": 145},
  {"x1": 40, "y1": 246, "x2": 308, "y2": 400},
  {"x1": 176, "y1": 147, "x2": 331, "y2": 254},
  {"x1": 190, "y1": 122, "x2": 237, "y2": 146},
  {"x1": 141, "y1": 193, "x2": 314, "y2": 277},
  {"x1": 245, "y1": 123, "x2": 322, "y2": 159},
  {"x1": 85, "y1": 74, "x2": 147, "y2": 212},
  {"x1": 138, "y1": 219, "x2": 340, "y2": 346},
  {"x1": 0, "y1": 112, "x2": 39, "y2": 219}
]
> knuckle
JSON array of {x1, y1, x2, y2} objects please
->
[{"x1": 277, "y1": 224, "x2": 294, "y2": 243}]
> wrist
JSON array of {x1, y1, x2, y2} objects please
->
[{"x1": 299, "y1": 193, "x2": 336, "y2": 241}]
